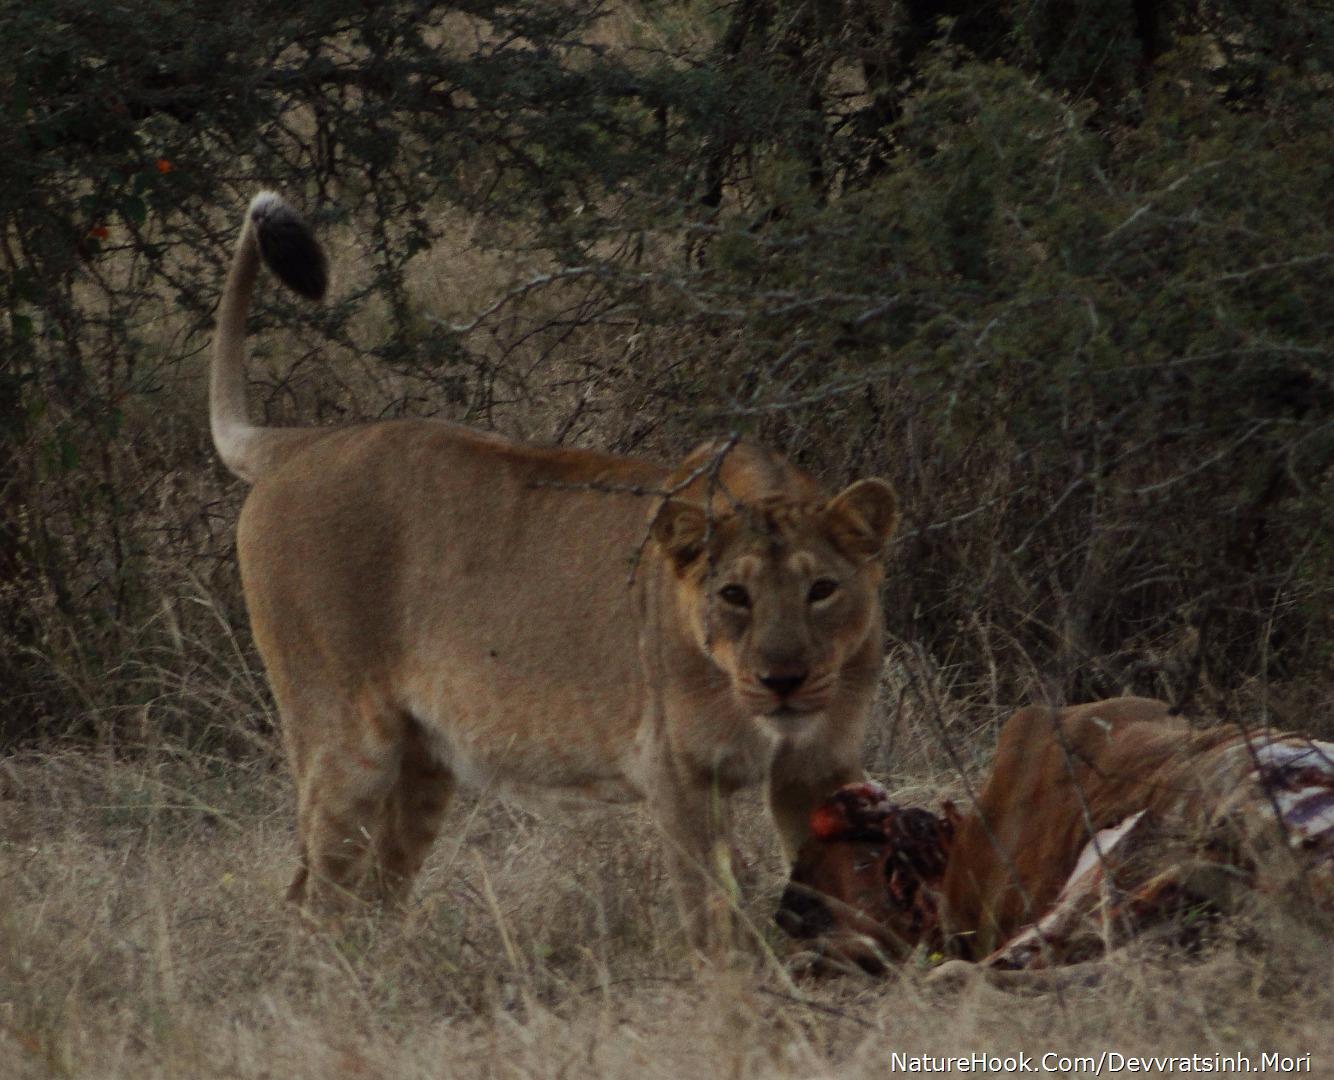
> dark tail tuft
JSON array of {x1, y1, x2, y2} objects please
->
[{"x1": 249, "y1": 192, "x2": 328, "y2": 301}]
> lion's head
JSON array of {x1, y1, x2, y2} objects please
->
[{"x1": 650, "y1": 476, "x2": 897, "y2": 728}]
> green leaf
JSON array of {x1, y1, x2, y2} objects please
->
[{"x1": 120, "y1": 195, "x2": 147, "y2": 225}]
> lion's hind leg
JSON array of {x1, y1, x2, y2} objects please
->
[
  {"x1": 375, "y1": 717, "x2": 455, "y2": 908},
  {"x1": 284, "y1": 694, "x2": 413, "y2": 914}
]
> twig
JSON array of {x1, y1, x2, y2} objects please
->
[
  {"x1": 435, "y1": 266, "x2": 605, "y2": 335},
  {"x1": 755, "y1": 987, "x2": 877, "y2": 1030},
  {"x1": 526, "y1": 434, "x2": 742, "y2": 589},
  {"x1": 1104, "y1": 161, "x2": 1226, "y2": 240},
  {"x1": 1132, "y1": 420, "x2": 1269, "y2": 496}
]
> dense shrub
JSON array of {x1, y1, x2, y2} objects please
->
[{"x1": 2, "y1": 1, "x2": 1330, "y2": 744}]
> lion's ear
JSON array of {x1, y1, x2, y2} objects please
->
[
  {"x1": 650, "y1": 498, "x2": 708, "y2": 568},
  {"x1": 824, "y1": 478, "x2": 898, "y2": 561}
]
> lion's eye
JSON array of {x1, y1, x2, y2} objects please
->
[
  {"x1": 808, "y1": 578, "x2": 839, "y2": 603},
  {"x1": 718, "y1": 584, "x2": 751, "y2": 608}
]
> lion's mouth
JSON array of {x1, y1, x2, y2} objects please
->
[
  {"x1": 740, "y1": 687, "x2": 829, "y2": 721},
  {"x1": 766, "y1": 701, "x2": 819, "y2": 719},
  {"x1": 760, "y1": 703, "x2": 826, "y2": 736}
]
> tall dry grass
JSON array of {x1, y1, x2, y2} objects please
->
[{"x1": 3, "y1": 674, "x2": 1331, "y2": 1079}]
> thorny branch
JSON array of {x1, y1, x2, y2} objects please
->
[{"x1": 529, "y1": 433, "x2": 741, "y2": 589}]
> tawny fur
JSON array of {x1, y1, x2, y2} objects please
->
[{"x1": 211, "y1": 192, "x2": 898, "y2": 947}]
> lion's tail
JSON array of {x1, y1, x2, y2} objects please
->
[{"x1": 211, "y1": 192, "x2": 329, "y2": 483}]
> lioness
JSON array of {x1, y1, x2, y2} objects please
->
[{"x1": 213, "y1": 192, "x2": 898, "y2": 946}]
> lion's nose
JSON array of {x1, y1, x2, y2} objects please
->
[{"x1": 760, "y1": 670, "x2": 809, "y2": 697}]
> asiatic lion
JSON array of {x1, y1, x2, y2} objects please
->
[{"x1": 212, "y1": 192, "x2": 898, "y2": 946}]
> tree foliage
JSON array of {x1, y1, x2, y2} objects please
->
[{"x1": 2, "y1": 1, "x2": 1331, "y2": 743}]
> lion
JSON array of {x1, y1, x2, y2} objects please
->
[{"x1": 211, "y1": 192, "x2": 898, "y2": 948}]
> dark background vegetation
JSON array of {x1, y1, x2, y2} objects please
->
[{"x1": 3, "y1": 0, "x2": 1331, "y2": 749}]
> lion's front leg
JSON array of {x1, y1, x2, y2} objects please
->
[
  {"x1": 645, "y1": 771, "x2": 741, "y2": 957},
  {"x1": 768, "y1": 742, "x2": 864, "y2": 865}
]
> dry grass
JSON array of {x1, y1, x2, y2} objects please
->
[
  {"x1": 3, "y1": 691, "x2": 1331, "y2": 1080},
  {"x1": 8, "y1": 74, "x2": 1332, "y2": 1076}
]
